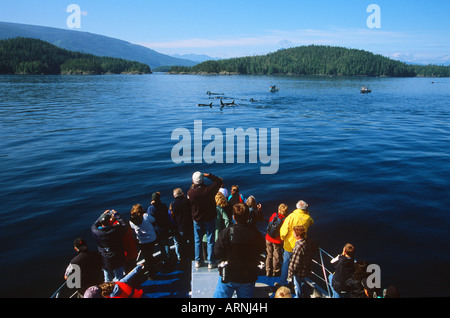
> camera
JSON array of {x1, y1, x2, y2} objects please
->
[
  {"x1": 218, "y1": 261, "x2": 229, "y2": 283},
  {"x1": 99, "y1": 210, "x2": 114, "y2": 226}
]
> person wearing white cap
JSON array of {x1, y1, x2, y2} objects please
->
[{"x1": 187, "y1": 171, "x2": 223, "y2": 269}]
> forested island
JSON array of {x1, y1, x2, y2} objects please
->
[
  {"x1": 2, "y1": 38, "x2": 448, "y2": 77},
  {"x1": 0, "y1": 37, "x2": 152, "y2": 75},
  {"x1": 170, "y1": 45, "x2": 450, "y2": 77}
]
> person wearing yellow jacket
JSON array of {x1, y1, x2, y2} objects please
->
[{"x1": 279, "y1": 200, "x2": 314, "y2": 286}]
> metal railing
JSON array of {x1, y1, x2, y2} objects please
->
[
  {"x1": 307, "y1": 248, "x2": 334, "y2": 298},
  {"x1": 51, "y1": 239, "x2": 171, "y2": 298}
]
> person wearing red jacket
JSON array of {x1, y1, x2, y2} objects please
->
[
  {"x1": 84, "y1": 264, "x2": 145, "y2": 298},
  {"x1": 265, "y1": 203, "x2": 288, "y2": 277}
]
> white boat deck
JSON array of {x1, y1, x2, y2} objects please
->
[
  {"x1": 190, "y1": 262, "x2": 219, "y2": 298},
  {"x1": 190, "y1": 262, "x2": 277, "y2": 298}
]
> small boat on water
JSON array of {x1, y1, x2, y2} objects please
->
[
  {"x1": 206, "y1": 91, "x2": 224, "y2": 96},
  {"x1": 270, "y1": 85, "x2": 279, "y2": 92},
  {"x1": 361, "y1": 87, "x2": 371, "y2": 94}
]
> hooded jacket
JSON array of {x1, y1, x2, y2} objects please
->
[
  {"x1": 91, "y1": 212, "x2": 128, "y2": 270},
  {"x1": 331, "y1": 255, "x2": 355, "y2": 293}
]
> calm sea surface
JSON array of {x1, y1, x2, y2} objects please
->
[{"x1": 0, "y1": 74, "x2": 449, "y2": 297}]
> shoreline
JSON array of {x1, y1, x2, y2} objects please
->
[{"x1": 166, "y1": 71, "x2": 448, "y2": 78}]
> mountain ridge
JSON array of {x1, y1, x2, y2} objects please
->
[
  {"x1": 170, "y1": 53, "x2": 221, "y2": 63},
  {"x1": 0, "y1": 21, "x2": 197, "y2": 68}
]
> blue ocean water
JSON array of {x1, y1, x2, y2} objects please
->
[{"x1": 0, "y1": 74, "x2": 449, "y2": 297}]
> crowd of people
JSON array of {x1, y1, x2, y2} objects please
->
[{"x1": 63, "y1": 171, "x2": 399, "y2": 299}]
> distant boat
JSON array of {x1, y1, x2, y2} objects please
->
[
  {"x1": 270, "y1": 85, "x2": 279, "y2": 92},
  {"x1": 206, "y1": 91, "x2": 223, "y2": 96},
  {"x1": 360, "y1": 87, "x2": 371, "y2": 94}
]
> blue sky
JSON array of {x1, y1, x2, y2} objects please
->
[{"x1": 1, "y1": 0, "x2": 449, "y2": 64}]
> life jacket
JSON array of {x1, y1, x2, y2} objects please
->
[
  {"x1": 266, "y1": 213, "x2": 283, "y2": 239},
  {"x1": 228, "y1": 194, "x2": 244, "y2": 203},
  {"x1": 110, "y1": 282, "x2": 143, "y2": 298}
]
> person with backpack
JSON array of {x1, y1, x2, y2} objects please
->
[
  {"x1": 265, "y1": 203, "x2": 288, "y2": 277},
  {"x1": 213, "y1": 203, "x2": 265, "y2": 298},
  {"x1": 227, "y1": 185, "x2": 245, "y2": 206}
]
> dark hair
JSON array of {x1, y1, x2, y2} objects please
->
[
  {"x1": 233, "y1": 203, "x2": 249, "y2": 224},
  {"x1": 152, "y1": 191, "x2": 161, "y2": 202},
  {"x1": 130, "y1": 204, "x2": 145, "y2": 226},
  {"x1": 384, "y1": 285, "x2": 400, "y2": 298},
  {"x1": 73, "y1": 237, "x2": 88, "y2": 251},
  {"x1": 353, "y1": 260, "x2": 369, "y2": 280},
  {"x1": 344, "y1": 243, "x2": 355, "y2": 258}
]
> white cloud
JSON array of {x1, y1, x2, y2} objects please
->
[
  {"x1": 388, "y1": 52, "x2": 450, "y2": 65},
  {"x1": 138, "y1": 35, "x2": 280, "y2": 50},
  {"x1": 137, "y1": 27, "x2": 449, "y2": 63},
  {"x1": 140, "y1": 28, "x2": 407, "y2": 50}
]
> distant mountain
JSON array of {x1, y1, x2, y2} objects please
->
[
  {"x1": 170, "y1": 53, "x2": 221, "y2": 63},
  {"x1": 170, "y1": 45, "x2": 450, "y2": 77},
  {"x1": 0, "y1": 21, "x2": 197, "y2": 68}
]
